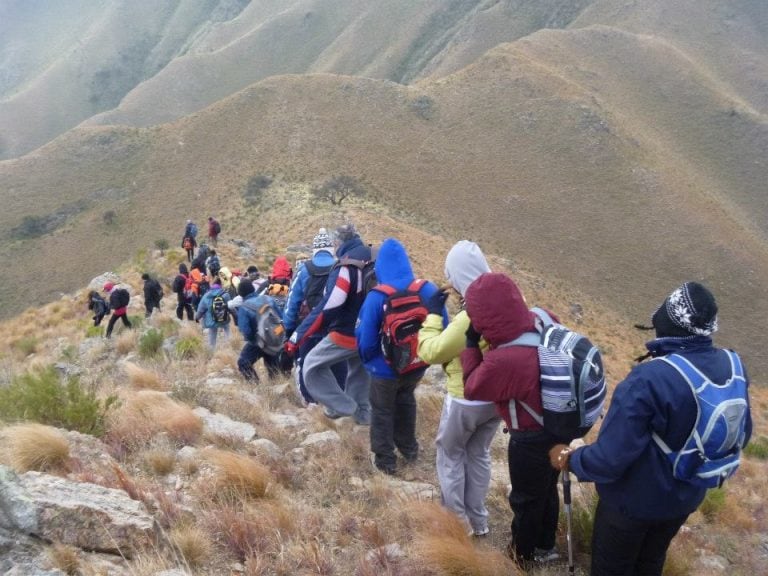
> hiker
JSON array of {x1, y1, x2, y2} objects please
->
[
  {"x1": 549, "y1": 282, "x2": 752, "y2": 576},
  {"x1": 418, "y1": 240, "x2": 501, "y2": 535},
  {"x1": 206, "y1": 249, "x2": 221, "y2": 278},
  {"x1": 284, "y1": 228, "x2": 346, "y2": 405},
  {"x1": 141, "y1": 273, "x2": 164, "y2": 318},
  {"x1": 171, "y1": 263, "x2": 194, "y2": 320},
  {"x1": 188, "y1": 266, "x2": 208, "y2": 305},
  {"x1": 357, "y1": 237, "x2": 448, "y2": 474},
  {"x1": 87, "y1": 290, "x2": 109, "y2": 327},
  {"x1": 460, "y1": 272, "x2": 562, "y2": 567},
  {"x1": 247, "y1": 265, "x2": 268, "y2": 292},
  {"x1": 284, "y1": 223, "x2": 372, "y2": 424},
  {"x1": 268, "y1": 256, "x2": 293, "y2": 287},
  {"x1": 191, "y1": 244, "x2": 209, "y2": 272},
  {"x1": 207, "y1": 216, "x2": 221, "y2": 246},
  {"x1": 236, "y1": 278, "x2": 283, "y2": 381},
  {"x1": 182, "y1": 234, "x2": 196, "y2": 262},
  {"x1": 184, "y1": 219, "x2": 198, "y2": 239},
  {"x1": 104, "y1": 282, "x2": 132, "y2": 338},
  {"x1": 195, "y1": 277, "x2": 231, "y2": 348}
]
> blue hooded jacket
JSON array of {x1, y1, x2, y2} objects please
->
[
  {"x1": 356, "y1": 238, "x2": 448, "y2": 379},
  {"x1": 569, "y1": 335, "x2": 752, "y2": 521},
  {"x1": 283, "y1": 249, "x2": 336, "y2": 334},
  {"x1": 236, "y1": 291, "x2": 283, "y2": 343}
]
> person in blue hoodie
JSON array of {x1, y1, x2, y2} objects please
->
[
  {"x1": 284, "y1": 228, "x2": 347, "y2": 405},
  {"x1": 285, "y1": 223, "x2": 372, "y2": 424},
  {"x1": 356, "y1": 237, "x2": 448, "y2": 475},
  {"x1": 550, "y1": 282, "x2": 752, "y2": 576},
  {"x1": 236, "y1": 278, "x2": 283, "y2": 381},
  {"x1": 195, "y1": 277, "x2": 231, "y2": 349}
]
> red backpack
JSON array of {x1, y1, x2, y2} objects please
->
[{"x1": 374, "y1": 279, "x2": 429, "y2": 375}]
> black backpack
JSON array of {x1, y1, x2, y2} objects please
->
[
  {"x1": 210, "y1": 290, "x2": 229, "y2": 324},
  {"x1": 148, "y1": 279, "x2": 163, "y2": 301},
  {"x1": 115, "y1": 288, "x2": 130, "y2": 308},
  {"x1": 298, "y1": 261, "x2": 333, "y2": 321},
  {"x1": 208, "y1": 255, "x2": 221, "y2": 276},
  {"x1": 213, "y1": 221, "x2": 221, "y2": 234},
  {"x1": 337, "y1": 257, "x2": 377, "y2": 298}
]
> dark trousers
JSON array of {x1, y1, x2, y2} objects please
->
[
  {"x1": 297, "y1": 335, "x2": 347, "y2": 404},
  {"x1": 507, "y1": 436, "x2": 560, "y2": 561},
  {"x1": 106, "y1": 312, "x2": 132, "y2": 338},
  {"x1": 145, "y1": 301, "x2": 161, "y2": 318},
  {"x1": 93, "y1": 311, "x2": 107, "y2": 326},
  {"x1": 370, "y1": 373, "x2": 421, "y2": 472},
  {"x1": 186, "y1": 248, "x2": 194, "y2": 262},
  {"x1": 238, "y1": 341, "x2": 279, "y2": 382},
  {"x1": 591, "y1": 500, "x2": 688, "y2": 576},
  {"x1": 176, "y1": 296, "x2": 193, "y2": 320}
]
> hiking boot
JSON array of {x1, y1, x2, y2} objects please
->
[
  {"x1": 323, "y1": 407, "x2": 345, "y2": 420},
  {"x1": 471, "y1": 526, "x2": 490, "y2": 538},
  {"x1": 353, "y1": 407, "x2": 371, "y2": 426},
  {"x1": 534, "y1": 547, "x2": 560, "y2": 563},
  {"x1": 369, "y1": 452, "x2": 396, "y2": 475}
]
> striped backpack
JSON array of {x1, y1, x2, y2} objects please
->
[{"x1": 502, "y1": 307, "x2": 606, "y2": 441}]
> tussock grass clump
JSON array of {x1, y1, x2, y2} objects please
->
[
  {"x1": 0, "y1": 366, "x2": 117, "y2": 436},
  {"x1": 169, "y1": 524, "x2": 214, "y2": 569},
  {"x1": 204, "y1": 449, "x2": 272, "y2": 500},
  {"x1": 407, "y1": 502, "x2": 519, "y2": 576},
  {"x1": 699, "y1": 489, "x2": 727, "y2": 521},
  {"x1": 1, "y1": 422, "x2": 70, "y2": 472},
  {"x1": 115, "y1": 330, "x2": 137, "y2": 355},
  {"x1": 142, "y1": 446, "x2": 176, "y2": 476},
  {"x1": 107, "y1": 391, "x2": 202, "y2": 451},
  {"x1": 124, "y1": 362, "x2": 165, "y2": 390},
  {"x1": 11, "y1": 335, "x2": 38, "y2": 356},
  {"x1": 176, "y1": 335, "x2": 203, "y2": 359},
  {"x1": 743, "y1": 435, "x2": 768, "y2": 460},
  {"x1": 48, "y1": 542, "x2": 80, "y2": 575},
  {"x1": 138, "y1": 328, "x2": 164, "y2": 359}
]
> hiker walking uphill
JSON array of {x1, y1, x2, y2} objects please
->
[
  {"x1": 357, "y1": 237, "x2": 448, "y2": 474},
  {"x1": 283, "y1": 228, "x2": 347, "y2": 405},
  {"x1": 460, "y1": 273, "x2": 562, "y2": 568},
  {"x1": 195, "y1": 277, "x2": 231, "y2": 349},
  {"x1": 87, "y1": 291, "x2": 109, "y2": 327},
  {"x1": 206, "y1": 249, "x2": 221, "y2": 278},
  {"x1": 141, "y1": 273, "x2": 163, "y2": 318},
  {"x1": 417, "y1": 240, "x2": 501, "y2": 535},
  {"x1": 284, "y1": 223, "x2": 372, "y2": 424},
  {"x1": 207, "y1": 216, "x2": 221, "y2": 246},
  {"x1": 103, "y1": 282, "x2": 132, "y2": 338},
  {"x1": 550, "y1": 282, "x2": 752, "y2": 576},
  {"x1": 171, "y1": 263, "x2": 195, "y2": 321},
  {"x1": 236, "y1": 278, "x2": 284, "y2": 381}
]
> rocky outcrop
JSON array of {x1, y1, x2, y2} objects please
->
[{"x1": 0, "y1": 466, "x2": 156, "y2": 557}]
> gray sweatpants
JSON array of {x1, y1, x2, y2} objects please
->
[
  {"x1": 436, "y1": 396, "x2": 501, "y2": 533},
  {"x1": 303, "y1": 335, "x2": 370, "y2": 416}
]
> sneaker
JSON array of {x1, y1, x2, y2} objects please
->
[
  {"x1": 534, "y1": 547, "x2": 560, "y2": 563},
  {"x1": 369, "y1": 452, "x2": 396, "y2": 475},
  {"x1": 353, "y1": 407, "x2": 371, "y2": 426},
  {"x1": 323, "y1": 407, "x2": 344, "y2": 420},
  {"x1": 471, "y1": 527, "x2": 490, "y2": 537}
]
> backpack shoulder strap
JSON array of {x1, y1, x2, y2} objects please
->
[
  {"x1": 408, "y1": 279, "x2": 427, "y2": 293},
  {"x1": 660, "y1": 354, "x2": 709, "y2": 392},
  {"x1": 373, "y1": 284, "x2": 396, "y2": 297}
]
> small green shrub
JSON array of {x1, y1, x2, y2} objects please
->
[
  {"x1": 699, "y1": 488, "x2": 726, "y2": 521},
  {"x1": 128, "y1": 315, "x2": 144, "y2": 330},
  {"x1": 138, "y1": 328, "x2": 164, "y2": 359},
  {"x1": 12, "y1": 336, "x2": 39, "y2": 356},
  {"x1": 243, "y1": 173, "x2": 273, "y2": 205},
  {"x1": 176, "y1": 336, "x2": 203, "y2": 360},
  {"x1": 743, "y1": 435, "x2": 768, "y2": 460},
  {"x1": 0, "y1": 366, "x2": 118, "y2": 436},
  {"x1": 85, "y1": 325, "x2": 103, "y2": 338},
  {"x1": 154, "y1": 238, "x2": 170, "y2": 255}
]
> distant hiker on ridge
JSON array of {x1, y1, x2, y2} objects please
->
[
  {"x1": 550, "y1": 282, "x2": 752, "y2": 576},
  {"x1": 141, "y1": 273, "x2": 164, "y2": 318},
  {"x1": 104, "y1": 282, "x2": 132, "y2": 338},
  {"x1": 357, "y1": 237, "x2": 447, "y2": 474},
  {"x1": 284, "y1": 223, "x2": 372, "y2": 424},
  {"x1": 418, "y1": 240, "x2": 500, "y2": 535},
  {"x1": 208, "y1": 216, "x2": 221, "y2": 246}
]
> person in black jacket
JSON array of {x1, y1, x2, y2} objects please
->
[
  {"x1": 171, "y1": 263, "x2": 194, "y2": 321},
  {"x1": 141, "y1": 273, "x2": 164, "y2": 318},
  {"x1": 104, "y1": 282, "x2": 132, "y2": 338},
  {"x1": 87, "y1": 291, "x2": 109, "y2": 326}
]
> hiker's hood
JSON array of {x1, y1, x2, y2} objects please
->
[
  {"x1": 374, "y1": 238, "x2": 414, "y2": 286},
  {"x1": 178, "y1": 263, "x2": 189, "y2": 275},
  {"x1": 444, "y1": 240, "x2": 491, "y2": 297},
  {"x1": 271, "y1": 257, "x2": 292, "y2": 279},
  {"x1": 464, "y1": 273, "x2": 534, "y2": 346},
  {"x1": 311, "y1": 250, "x2": 336, "y2": 267}
]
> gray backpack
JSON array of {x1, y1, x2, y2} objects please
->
[{"x1": 242, "y1": 298, "x2": 285, "y2": 355}]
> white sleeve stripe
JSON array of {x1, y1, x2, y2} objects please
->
[{"x1": 325, "y1": 267, "x2": 350, "y2": 309}]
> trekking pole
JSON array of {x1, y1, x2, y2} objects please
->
[{"x1": 562, "y1": 466, "x2": 575, "y2": 575}]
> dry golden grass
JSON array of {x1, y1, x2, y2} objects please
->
[
  {"x1": 107, "y1": 390, "x2": 202, "y2": 451},
  {"x1": 123, "y1": 362, "x2": 166, "y2": 391},
  {"x1": 48, "y1": 542, "x2": 80, "y2": 575},
  {"x1": 169, "y1": 524, "x2": 214, "y2": 569},
  {"x1": 203, "y1": 449, "x2": 272, "y2": 500},
  {"x1": 1, "y1": 422, "x2": 70, "y2": 472},
  {"x1": 115, "y1": 330, "x2": 137, "y2": 355},
  {"x1": 142, "y1": 446, "x2": 177, "y2": 476}
]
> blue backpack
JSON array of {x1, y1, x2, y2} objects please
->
[
  {"x1": 501, "y1": 307, "x2": 606, "y2": 441},
  {"x1": 652, "y1": 350, "x2": 748, "y2": 489}
]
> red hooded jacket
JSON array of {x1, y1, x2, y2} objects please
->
[
  {"x1": 461, "y1": 272, "x2": 558, "y2": 432},
  {"x1": 270, "y1": 256, "x2": 293, "y2": 283}
]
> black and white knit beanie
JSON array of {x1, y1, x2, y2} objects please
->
[
  {"x1": 312, "y1": 228, "x2": 333, "y2": 253},
  {"x1": 651, "y1": 282, "x2": 719, "y2": 338}
]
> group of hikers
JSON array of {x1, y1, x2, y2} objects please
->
[{"x1": 86, "y1": 217, "x2": 753, "y2": 576}]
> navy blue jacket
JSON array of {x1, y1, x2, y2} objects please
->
[
  {"x1": 294, "y1": 236, "x2": 371, "y2": 348},
  {"x1": 356, "y1": 238, "x2": 448, "y2": 379},
  {"x1": 236, "y1": 292, "x2": 283, "y2": 343},
  {"x1": 569, "y1": 335, "x2": 752, "y2": 520},
  {"x1": 283, "y1": 249, "x2": 336, "y2": 334}
]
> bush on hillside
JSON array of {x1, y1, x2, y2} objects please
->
[
  {"x1": 11, "y1": 336, "x2": 39, "y2": 356},
  {"x1": 312, "y1": 175, "x2": 366, "y2": 206},
  {"x1": 243, "y1": 173, "x2": 273, "y2": 205},
  {"x1": 102, "y1": 210, "x2": 117, "y2": 225},
  {"x1": 0, "y1": 365, "x2": 118, "y2": 436},
  {"x1": 138, "y1": 328, "x2": 164, "y2": 359},
  {"x1": 743, "y1": 435, "x2": 768, "y2": 459},
  {"x1": 410, "y1": 95, "x2": 436, "y2": 120},
  {"x1": 176, "y1": 335, "x2": 203, "y2": 359},
  {"x1": 154, "y1": 238, "x2": 170, "y2": 255}
]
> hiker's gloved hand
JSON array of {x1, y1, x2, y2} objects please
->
[
  {"x1": 426, "y1": 288, "x2": 449, "y2": 315},
  {"x1": 465, "y1": 324, "x2": 481, "y2": 348},
  {"x1": 284, "y1": 340, "x2": 298, "y2": 357},
  {"x1": 548, "y1": 444, "x2": 572, "y2": 471}
]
